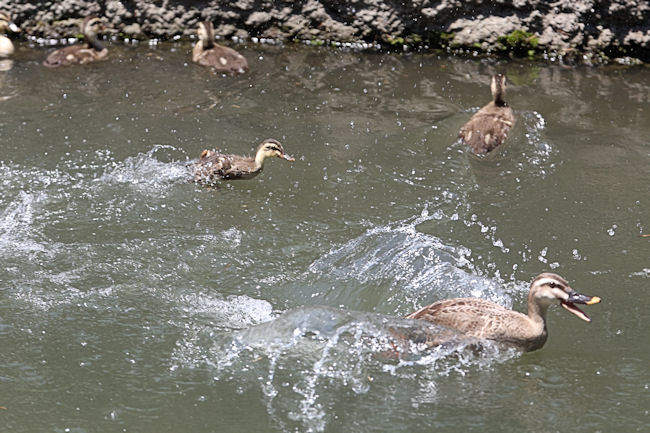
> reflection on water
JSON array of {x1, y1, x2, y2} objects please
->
[{"x1": 0, "y1": 42, "x2": 648, "y2": 432}]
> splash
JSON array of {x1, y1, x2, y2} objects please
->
[
  {"x1": 305, "y1": 207, "x2": 512, "y2": 312},
  {"x1": 171, "y1": 306, "x2": 519, "y2": 432},
  {"x1": 98, "y1": 144, "x2": 191, "y2": 188}
]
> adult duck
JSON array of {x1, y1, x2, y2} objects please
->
[
  {"x1": 43, "y1": 16, "x2": 107, "y2": 67},
  {"x1": 406, "y1": 273, "x2": 600, "y2": 352},
  {"x1": 459, "y1": 74, "x2": 514, "y2": 154},
  {"x1": 192, "y1": 21, "x2": 248, "y2": 74},
  {"x1": 194, "y1": 138, "x2": 294, "y2": 183}
]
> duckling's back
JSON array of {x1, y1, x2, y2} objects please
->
[{"x1": 459, "y1": 102, "x2": 514, "y2": 154}]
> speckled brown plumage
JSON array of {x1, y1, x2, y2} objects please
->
[
  {"x1": 192, "y1": 21, "x2": 248, "y2": 75},
  {"x1": 406, "y1": 273, "x2": 600, "y2": 352},
  {"x1": 43, "y1": 17, "x2": 107, "y2": 67},
  {"x1": 193, "y1": 138, "x2": 294, "y2": 183},
  {"x1": 459, "y1": 74, "x2": 514, "y2": 154}
]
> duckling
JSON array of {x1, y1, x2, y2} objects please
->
[
  {"x1": 194, "y1": 138, "x2": 294, "y2": 183},
  {"x1": 193, "y1": 21, "x2": 248, "y2": 74},
  {"x1": 459, "y1": 74, "x2": 515, "y2": 154},
  {"x1": 406, "y1": 273, "x2": 601, "y2": 352},
  {"x1": 43, "y1": 16, "x2": 107, "y2": 68},
  {"x1": 0, "y1": 12, "x2": 20, "y2": 58}
]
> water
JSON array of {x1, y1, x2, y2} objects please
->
[{"x1": 1, "y1": 41, "x2": 648, "y2": 432}]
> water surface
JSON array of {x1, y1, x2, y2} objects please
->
[{"x1": 1, "y1": 41, "x2": 649, "y2": 432}]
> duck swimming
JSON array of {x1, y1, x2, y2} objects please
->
[
  {"x1": 43, "y1": 16, "x2": 107, "y2": 67},
  {"x1": 0, "y1": 12, "x2": 20, "y2": 59},
  {"x1": 193, "y1": 138, "x2": 294, "y2": 184},
  {"x1": 459, "y1": 74, "x2": 514, "y2": 154},
  {"x1": 192, "y1": 21, "x2": 248, "y2": 74},
  {"x1": 406, "y1": 273, "x2": 600, "y2": 352}
]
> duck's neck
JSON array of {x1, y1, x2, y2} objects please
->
[
  {"x1": 493, "y1": 92, "x2": 507, "y2": 107},
  {"x1": 202, "y1": 37, "x2": 214, "y2": 50},
  {"x1": 86, "y1": 33, "x2": 104, "y2": 52},
  {"x1": 254, "y1": 152, "x2": 267, "y2": 170},
  {"x1": 526, "y1": 295, "x2": 550, "y2": 328}
]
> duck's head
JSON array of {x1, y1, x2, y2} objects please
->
[
  {"x1": 0, "y1": 12, "x2": 20, "y2": 33},
  {"x1": 254, "y1": 139, "x2": 295, "y2": 166},
  {"x1": 529, "y1": 273, "x2": 601, "y2": 322},
  {"x1": 491, "y1": 74, "x2": 507, "y2": 106},
  {"x1": 197, "y1": 21, "x2": 215, "y2": 48},
  {"x1": 80, "y1": 16, "x2": 104, "y2": 39}
]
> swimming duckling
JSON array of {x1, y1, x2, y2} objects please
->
[
  {"x1": 192, "y1": 21, "x2": 248, "y2": 75},
  {"x1": 0, "y1": 12, "x2": 20, "y2": 59},
  {"x1": 406, "y1": 273, "x2": 600, "y2": 352},
  {"x1": 194, "y1": 138, "x2": 294, "y2": 183},
  {"x1": 43, "y1": 16, "x2": 107, "y2": 67},
  {"x1": 459, "y1": 74, "x2": 515, "y2": 154}
]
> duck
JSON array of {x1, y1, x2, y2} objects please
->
[
  {"x1": 192, "y1": 21, "x2": 248, "y2": 74},
  {"x1": 406, "y1": 272, "x2": 601, "y2": 352},
  {"x1": 0, "y1": 12, "x2": 20, "y2": 58},
  {"x1": 43, "y1": 16, "x2": 108, "y2": 67},
  {"x1": 193, "y1": 138, "x2": 295, "y2": 183},
  {"x1": 459, "y1": 74, "x2": 515, "y2": 154}
]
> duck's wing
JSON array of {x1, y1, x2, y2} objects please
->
[
  {"x1": 219, "y1": 157, "x2": 259, "y2": 179},
  {"x1": 459, "y1": 104, "x2": 514, "y2": 154},
  {"x1": 196, "y1": 45, "x2": 249, "y2": 74},
  {"x1": 406, "y1": 298, "x2": 518, "y2": 339},
  {"x1": 43, "y1": 44, "x2": 107, "y2": 67},
  {"x1": 194, "y1": 150, "x2": 233, "y2": 182}
]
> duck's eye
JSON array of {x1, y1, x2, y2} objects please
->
[{"x1": 548, "y1": 282, "x2": 558, "y2": 288}]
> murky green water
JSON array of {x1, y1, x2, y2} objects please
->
[{"x1": 1, "y1": 41, "x2": 648, "y2": 432}]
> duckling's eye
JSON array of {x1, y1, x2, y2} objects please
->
[{"x1": 548, "y1": 282, "x2": 558, "y2": 288}]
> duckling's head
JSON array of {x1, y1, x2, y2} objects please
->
[
  {"x1": 0, "y1": 12, "x2": 20, "y2": 33},
  {"x1": 80, "y1": 16, "x2": 104, "y2": 39},
  {"x1": 254, "y1": 139, "x2": 295, "y2": 166},
  {"x1": 490, "y1": 74, "x2": 507, "y2": 106},
  {"x1": 529, "y1": 273, "x2": 601, "y2": 322},
  {"x1": 197, "y1": 21, "x2": 215, "y2": 49}
]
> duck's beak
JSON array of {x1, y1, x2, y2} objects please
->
[
  {"x1": 280, "y1": 153, "x2": 295, "y2": 162},
  {"x1": 560, "y1": 290, "x2": 601, "y2": 322},
  {"x1": 8, "y1": 22, "x2": 20, "y2": 33}
]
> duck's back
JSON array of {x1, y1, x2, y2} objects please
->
[
  {"x1": 405, "y1": 297, "x2": 543, "y2": 349},
  {"x1": 194, "y1": 150, "x2": 258, "y2": 182},
  {"x1": 459, "y1": 102, "x2": 514, "y2": 154},
  {"x1": 43, "y1": 44, "x2": 107, "y2": 67},
  {"x1": 195, "y1": 45, "x2": 248, "y2": 74}
]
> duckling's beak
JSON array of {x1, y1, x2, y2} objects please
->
[
  {"x1": 280, "y1": 153, "x2": 295, "y2": 162},
  {"x1": 8, "y1": 22, "x2": 20, "y2": 33},
  {"x1": 560, "y1": 290, "x2": 601, "y2": 322}
]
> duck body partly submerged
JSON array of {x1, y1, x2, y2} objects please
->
[
  {"x1": 459, "y1": 74, "x2": 514, "y2": 154},
  {"x1": 406, "y1": 273, "x2": 601, "y2": 352},
  {"x1": 193, "y1": 21, "x2": 248, "y2": 75},
  {"x1": 193, "y1": 138, "x2": 294, "y2": 184},
  {"x1": 43, "y1": 16, "x2": 107, "y2": 67}
]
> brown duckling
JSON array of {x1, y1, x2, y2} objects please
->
[
  {"x1": 406, "y1": 273, "x2": 601, "y2": 352},
  {"x1": 43, "y1": 16, "x2": 107, "y2": 68},
  {"x1": 192, "y1": 21, "x2": 248, "y2": 75},
  {"x1": 459, "y1": 74, "x2": 515, "y2": 154},
  {"x1": 194, "y1": 138, "x2": 294, "y2": 183},
  {"x1": 0, "y1": 12, "x2": 20, "y2": 59}
]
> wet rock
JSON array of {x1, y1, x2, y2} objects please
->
[{"x1": 1, "y1": 0, "x2": 647, "y2": 63}]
